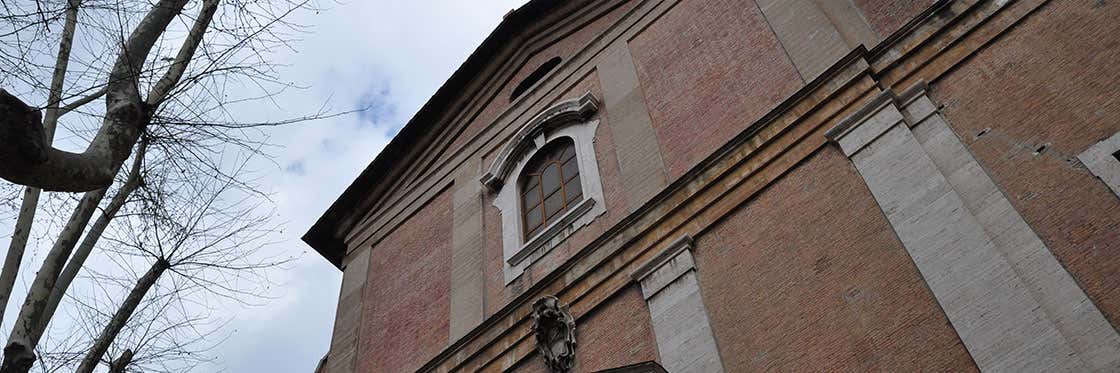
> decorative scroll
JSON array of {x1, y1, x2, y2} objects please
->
[{"x1": 531, "y1": 295, "x2": 576, "y2": 373}]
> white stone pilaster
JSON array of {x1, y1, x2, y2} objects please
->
[
  {"x1": 450, "y1": 159, "x2": 486, "y2": 342},
  {"x1": 827, "y1": 84, "x2": 1120, "y2": 372},
  {"x1": 632, "y1": 236, "x2": 724, "y2": 373}
]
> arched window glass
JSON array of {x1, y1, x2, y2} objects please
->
[{"x1": 519, "y1": 138, "x2": 581, "y2": 239}]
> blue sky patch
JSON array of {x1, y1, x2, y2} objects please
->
[{"x1": 356, "y1": 82, "x2": 398, "y2": 126}]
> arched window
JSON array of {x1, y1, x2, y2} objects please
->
[
  {"x1": 484, "y1": 91, "x2": 605, "y2": 283},
  {"x1": 519, "y1": 138, "x2": 581, "y2": 240}
]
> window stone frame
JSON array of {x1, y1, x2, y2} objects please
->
[{"x1": 482, "y1": 91, "x2": 607, "y2": 283}]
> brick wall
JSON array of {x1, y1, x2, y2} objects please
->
[
  {"x1": 510, "y1": 285, "x2": 659, "y2": 372},
  {"x1": 694, "y1": 148, "x2": 977, "y2": 372},
  {"x1": 932, "y1": 0, "x2": 1120, "y2": 328},
  {"x1": 628, "y1": 0, "x2": 804, "y2": 179},
  {"x1": 853, "y1": 0, "x2": 925, "y2": 38},
  {"x1": 335, "y1": 0, "x2": 1120, "y2": 370},
  {"x1": 355, "y1": 188, "x2": 452, "y2": 372}
]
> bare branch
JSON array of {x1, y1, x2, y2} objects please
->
[
  {"x1": 75, "y1": 258, "x2": 167, "y2": 373},
  {"x1": 0, "y1": 1, "x2": 336, "y2": 371},
  {"x1": 41, "y1": 138, "x2": 150, "y2": 333},
  {"x1": 147, "y1": 0, "x2": 219, "y2": 107},
  {"x1": 57, "y1": 86, "x2": 106, "y2": 117}
]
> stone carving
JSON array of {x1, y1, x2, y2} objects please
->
[{"x1": 531, "y1": 295, "x2": 576, "y2": 373}]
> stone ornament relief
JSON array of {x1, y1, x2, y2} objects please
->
[{"x1": 531, "y1": 295, "x2": 576, "y2": 373}]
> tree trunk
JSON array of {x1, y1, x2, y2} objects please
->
[
  {"x1": 75, "y1": 260, "x2": 168, "y2": 373},
  {"x1": 0, "y1": 189, "x2": 40, "y2": 324},
  {"x1": 0, "y1": 0, "x2": 82, "y2": 322},
  {"x1": 0, "y1": 137, "x2": 149, "y2": 373},
  {"x1": 0, "y1": 188, "x2": 107, "y2": 373}
]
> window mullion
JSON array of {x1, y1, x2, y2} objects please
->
[
  {"x1": 537, "y1": 173, "x2": 547, "y2": 227},
  {"x1": 557, "y1": 160, "x2": 568, "y2": 211}
]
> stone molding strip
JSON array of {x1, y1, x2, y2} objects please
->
[
  {"x1": 593, "y1": 361, "x2": 668, "y2": 373},
  {"x1": 450, "y1": 159, "x2": 487, "y2": 342},
  {"x1": 324, "y1": 247, "x2": 370, "y2": 373},
  {"x1": 630, "y1": 234, "x2": 693, "y2": 298},
  {"x1": 597, "y1": 40, "x2": 668, "y2": 212},
  {"x1": 755, "y1": 0, "x2": 869, "y2": 81},
  {"x1": 509, "y1": 198, "x2": 596, "y2": 266}
]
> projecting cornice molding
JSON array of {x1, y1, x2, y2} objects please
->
[{"x1": 481, "y1": 91, "x2": 599, "y2": 192}]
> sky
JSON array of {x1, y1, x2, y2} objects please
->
[
  {"x1": 211, "y1": 1, "x2": 528, "y2": 372},
  {"x1": 0, "y1": 0, "x2": 527, "y2": 372}
]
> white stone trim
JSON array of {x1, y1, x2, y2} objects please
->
[
  {"x1": 481, "y1": 91, "x2": 599, "y2": 191},
  {"x1": 450, "y1": 159, "x2": 486, "y2": 342},
  {"x1": 631, "y1": 235, "x2": 694, "y2": 299},
  {"x1": 632, "y1": 235, "x2": 725, "y2": 373},
  {"x1": 1078, "y1": 130, "x2": 1120, "y2": 198},
  {"x1": 508, "y1": 198, "x2": 595, "y2": 265},
  {"x1": 827, "y1": 84, "x2": 1120, "y2": 372},
  {"x1": 488, "y1": 93, "x2": 607, "y2": 283}
]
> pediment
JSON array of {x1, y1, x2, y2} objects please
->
[{"x1": 480, "y1": 91, "x2": 599, "y2": 192}]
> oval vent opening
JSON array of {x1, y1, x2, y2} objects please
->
[{"x1": 510, "y1": 57, "x2": 562, "y2": 102}]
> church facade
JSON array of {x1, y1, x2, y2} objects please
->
[{"x1": 305, "y1": 0, "x2": 1120, "y2": 371}]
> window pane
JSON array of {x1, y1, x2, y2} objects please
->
[
  {"x1": 522, "y1": 184, "x2": 541, "y2": 207},
  {"x1": 542, "y1": 163, "x2": 561, "y2": 195},
  {"x1": 564, "y1": 175, "x2": 582, "y2": 202},
  {"x1": 519, "y1": 139, "x2": 581, "y2": 240},
  {"x1": 560, "y1": 143, "x2": 575, "y2": 160},
  {"x1": 522, "y1": 174, "x2": 539, "y2": 190},
  {"x1": 561, "y1": 158, "x2": 579, "y2": 182},
  {"x1": 524, "y1": 205, "x2": 542, "y2": 233},
  {"x1": 526, "y1": 224, "x2": 542, "y2": 239},
  {"x1": 544, "y1": 189, "x2": 565, "y2": 219}
]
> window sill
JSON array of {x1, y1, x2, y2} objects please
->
[{"x1": 508, "y1": 198, "x2": 595, "y2": 266}]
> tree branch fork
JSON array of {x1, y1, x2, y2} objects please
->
[{"x1": 0, "y1": 88, "x2": 148, "y2": 192}]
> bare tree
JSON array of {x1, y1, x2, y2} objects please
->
[
  {"x1": 0, "y1": 185, "x2": 19, "y2": 219},
  {"x1": 33, "y1": 281, "x2": 227, "y2": 373},
  {"x1": 25, "y1": 146, "x2": 286, "y2": 373},
  {"x1": 73, "y1": 153, "x2": 280, "y2": 373},
  {"x1": 0, "y1": 0, "x2": 331, "y2": 371}
]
